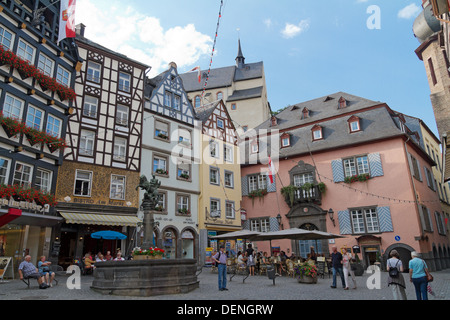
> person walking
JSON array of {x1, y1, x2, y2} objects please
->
[
  {"x1": 386, "y1": 250, "x2": 407, "y2": 300},
  {"x1": 409, "y1": 251, "x2": 429, "y2": 300},
  {"x1": 246, "y1": 244, "x2": 255, "y2": 276},
  {"x1": 212, "y1": 245, "x2": 228, "y2": 291},
  {"x1": 330, "y1": 246, "x2": 345, "y2": 289},
  {"x1": 342, "y1": 248, "x2": 357, "y2": 290}
]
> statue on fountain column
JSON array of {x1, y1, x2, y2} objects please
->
[{"x1": 136, "y1": 175, "x2": 161, "y2": 249}]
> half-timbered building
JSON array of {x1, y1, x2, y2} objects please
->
[
  {"x1": 196, "y1": 99, "x2": 242, "y2": 265},
  {"x1": 54, "y1": 24, "x2": 149, "y2": 265},
  {"x1": 142, "y1": 62, "x2": 200, "y2": 260},
  {"x1": 0, "y1": 0, "x2": 79, "y2": 270}
]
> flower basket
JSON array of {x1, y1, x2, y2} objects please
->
[
  {"x1": 0, "y1": 184, "x2": 57, "y2": 207},
  {"x1": 132, "y1": 247, "x2": 165, "y2": 259},
  {"x1": 344, "y1": 174, "x2": 371, "y2": 184},
  {"x1": 295, "y1": 263, "x2": 318, "y2": 284}
]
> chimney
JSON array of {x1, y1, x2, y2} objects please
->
[
  {"x1": 75, "y1": 23, "x2": 86, "y2": 37},
  {"x1": 271, "y1": 116, "x2": 278, "y2": 127}
]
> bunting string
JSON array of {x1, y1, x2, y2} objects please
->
[{"x1": 201, "y1": 0, "x2": 224, "y2": 100}]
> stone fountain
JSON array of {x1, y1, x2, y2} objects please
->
[{"x1": 90, "y1": 175, "x2": 199, "y2": 297}]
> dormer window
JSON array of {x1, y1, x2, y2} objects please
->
[
  {"x1": 338, "y1": 97, "x2": 347, "y2": 109},
  {"x1": 348, "y1": 116, "x2": 361, "y2": 133},
  {"x1": 311, "y1": 125, "x2": 323, "y2": 141},
  {"x1": 281, "y1": 133, "x2": 291, "y2": 148},
  {"x1": 302, "y1": 107, "x2": 310, "y2": 120}
]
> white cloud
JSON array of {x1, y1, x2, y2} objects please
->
[
  {"x1": 264, "y1": 18, "x2": 273, "y2": 28},
  {"x1": 281, "y1": 20, "x2": 310, "y2": 39},
  {"x1": 398, "y1": 3, "x2": 421, "y2": 19},
  {"x1": 76, "y1": 0, "x2": 213, "y2": 76}
]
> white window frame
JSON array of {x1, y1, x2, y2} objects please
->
[
  {"x1": 35, "y1": 168, "x2": 52, "y2": 192},
  {"x1": 110, "y1": 175, "x2": 126, "y2": 200},
  {"x1": 210, "y1": 198, "x2": 221, "y2": 216},
  {"x1": 74, "y1": 170, "x2": 93, "y2": 197},
  {"x1": 177, "y1": 194, "x2": 190, "y2": 213},
  {"x1": 312, "y1": 128, "x2": 323, "y2": 141},
  {"x1": 350, "y1": 208, "x2": 380, "y2": 234},
  {"x1": 0, "y1": 26, "x2": 14, "y2": 50},
  {"x1": 0, "y1": 157, "x2": 11, "y2": 186},
  {"x1": 46, "y1": 115, "x2": 62, "y2": 138},
  {"x1": 164, "y1": 91, "x2": 172, "y2": 108},
  {"x1": 217, "y1": 118, "x2": 224, "y2": 129},
  {"x1": 3, "y1": 94, "x2": 24, "y2": 120},
  {"x1": 119, "y1": 72, "x2": 131, "y2": 93},
  {"x1": 210, "y1": 140, "x2": 219, "y2": 158},
  {"x1": 225, "y1": 201, "x2": 235, "y2": 219},
  {"x1": 87, "y1": 61, "x2": 101, "y2": 83},
  {"x1": 37, "y1": 53, "x2": 54, "y2": 77},
  {"x1": 13, "y1": 162, "x2": 33, "y2": 189},
  {"x1": 17, "y1": 39, "x2": 35, "y2": 63},
  {"x1": 343, "y1": 155, "x2": 369, "y2": 177},
  {"x1": 83, "y1": 96, "x2": 98, "y2": 118},
  {"x1": 173, "y1": 94, "x2": 181, "y2": 110},
  {"x1": 248, "y1": 174, "x2": 267, "y2": 192},
  {"x1": 113, "y1": 137, "x2": 127, "y2": 162},
  {"x1": 350, "y1": 120, "x2": 360, "y2": 132},
  {"x1": 282, "y1": 136, "x2": 290, "y2": 147},
  {"x1": 56, "y1": 65, "x2": 71, "y2": 86},
  {"x1": 26, "y1": 105, "x2": 44, "y2": 130},
  {"x1": 79, "y1": 129, "x2": 95, "y2": 157},
  {"x1": 153, "y1": 155, "x2": 168, "y2": 174},
  {"x1": 209, "y1": 167, "x2": 220, "y2": 185},
  {"x1": 224, "y1": 171, "x2": 234, "y2": 188},
  {"x1": 116, "y1": 105, "x2": 129, "y2": 127},
  {"x1": 224, "y1": 145, "x2": 233, "y2": 163}
]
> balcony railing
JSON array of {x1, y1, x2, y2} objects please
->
[{"x1": 281, "y1": 184, "x2": 323, "y2": 207}]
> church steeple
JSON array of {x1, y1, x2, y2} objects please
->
[{"x1": 236, "y1": 39, "x2": 245, "y2": 69}]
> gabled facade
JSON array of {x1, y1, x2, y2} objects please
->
[
  {"x1": 196, "y1": 99, "x2": 241, "y2": 264},
  {"x1": 142, "y1": 62, "x2": 200, "y2": 260},
  {"x1": 241, "y1": 92, "x2": 450, "y2": 271},
  {"x1": 0, "y1": 0, "x2": 79, "y2": 270},
  {"x1": 54, "y1": 25, "x2": 148, "y2": 265},
  {"x1": 179, "y1": 40, "x2": 271, "y2": 136}
]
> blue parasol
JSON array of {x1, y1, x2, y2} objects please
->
[{"x1": 91, "y1": 231, "x2": 127, "y2": 240}]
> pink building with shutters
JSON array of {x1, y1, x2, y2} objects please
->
[{"x1": 240, "y1": 92, "x2": 450, "y2": 271}]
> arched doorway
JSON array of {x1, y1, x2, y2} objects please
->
[
  {"x1": 162, "y1": 228, "x2": 178, "y2": 259},
  {"x1": 385, "y1": 243, "x2": 415, "y2": 273},
  {"x1": 181, "y1": 229, "x2": 195, "y2": 259}
]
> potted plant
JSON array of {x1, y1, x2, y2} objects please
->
[
  {"x1": 132, "y1": 247, "x2": 165, "y2": 260},
  {"x1": 295, "y1": 263, "x2": 318, "y2": 284},
  {"x1": 248, "y1": 189, "x2": 268, "y2": 205},
  {"x1": 155, "y1": 168, "x2": 168, "y2": 175},
  {"x1": 280, "y1": 185, "x2": 298, "y2": 207}
]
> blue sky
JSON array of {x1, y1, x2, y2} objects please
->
[{"x1": 76, "y1": 0, "x2": 438, "y2": 137}]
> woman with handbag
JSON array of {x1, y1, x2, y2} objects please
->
[
  {"x1": 386, "y1": 250, "x2": 407, "y2": 300},
  {"x1": 408, "y1": 251, "x2": 432, "y2": 300}
]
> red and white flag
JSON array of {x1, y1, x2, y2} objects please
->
[
  {"x1": 189, "y1": 66, "x2": 201, "y2": 83},
  {"x1": 268, "y1": 156, "x2": 276, "y2": 184},
  {"x1": 58, "y1": 0, "x2": 77, "y2": 44}
]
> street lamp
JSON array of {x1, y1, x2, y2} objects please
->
[
  {"x1": 328, "y1": 209, "x2": 335, "y2": 227},
  {"x1": 276, "y1": 214, "x2": 284, "y2": 230}
]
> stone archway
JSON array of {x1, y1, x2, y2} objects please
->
[
  {"x1": 286, "y1": 204, "x2": 329, "y2": 258},
  {"x1": 384, "y1": 243, "x2": 416, "y2": 273}
]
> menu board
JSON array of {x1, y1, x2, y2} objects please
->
[{"x1": 0, "y1": 257, "x2": 13, "y2": 280}]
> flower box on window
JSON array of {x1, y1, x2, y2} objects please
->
[
  {"x1": 177, "y1": 208, "x2": 190, "y2": 216},
  {"x1": 0, "y1": 184, "x2": 57, "y2": 207},
  {"x1": 155, "y1": 169, "x2": 168, "y2": 175},
  {"x1": 0, "y1": 45, "x2": 76, "y2": 102},
  {"x1": 344, "y1": 173, "x2": 371, "y2": 184}
]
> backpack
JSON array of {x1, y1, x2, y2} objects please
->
[{"x1": 388, "y1": 259, "x2": 400, "y2": 278}]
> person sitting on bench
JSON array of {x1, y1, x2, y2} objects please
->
[{"x1": 18, "y1": 255, "x2": 47, "y2": 289}]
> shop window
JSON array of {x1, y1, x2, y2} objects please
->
[{"x1": 163, "y1": 229, "x2": 177, "y2": 259}]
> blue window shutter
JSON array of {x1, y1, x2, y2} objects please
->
[
  {"x1": 332, "y1": 160, "x2": 345, "y2": 183},
  {"x1": 368, "y1": 153, "x2": 384, "y2": 178},
  {"x1": 266, "y1": 173, "x2": 277, "y2": 193},
  {"x1": 242, "y1": 176, "x2": 249, "y2": 196},
  {"x1": 377, "y1": 206, "x2": 394, "y2": 232},
  {"x1": 338, "y1": 210, "x2": 352, "y2": 234},
  {"x1": 269, "y1": 217, "x2": 280, "y2": 232}
]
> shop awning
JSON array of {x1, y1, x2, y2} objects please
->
[
  {"x1": 59, "y1": 212, "x2": 141, "y2": 227},
  {"x1": 0, "y1": 208, "x2": 22, "y2": 228}
]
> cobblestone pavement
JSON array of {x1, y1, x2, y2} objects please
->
[{"x1": 1, "y1": 268, "x2": 449, "y2": 301}]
